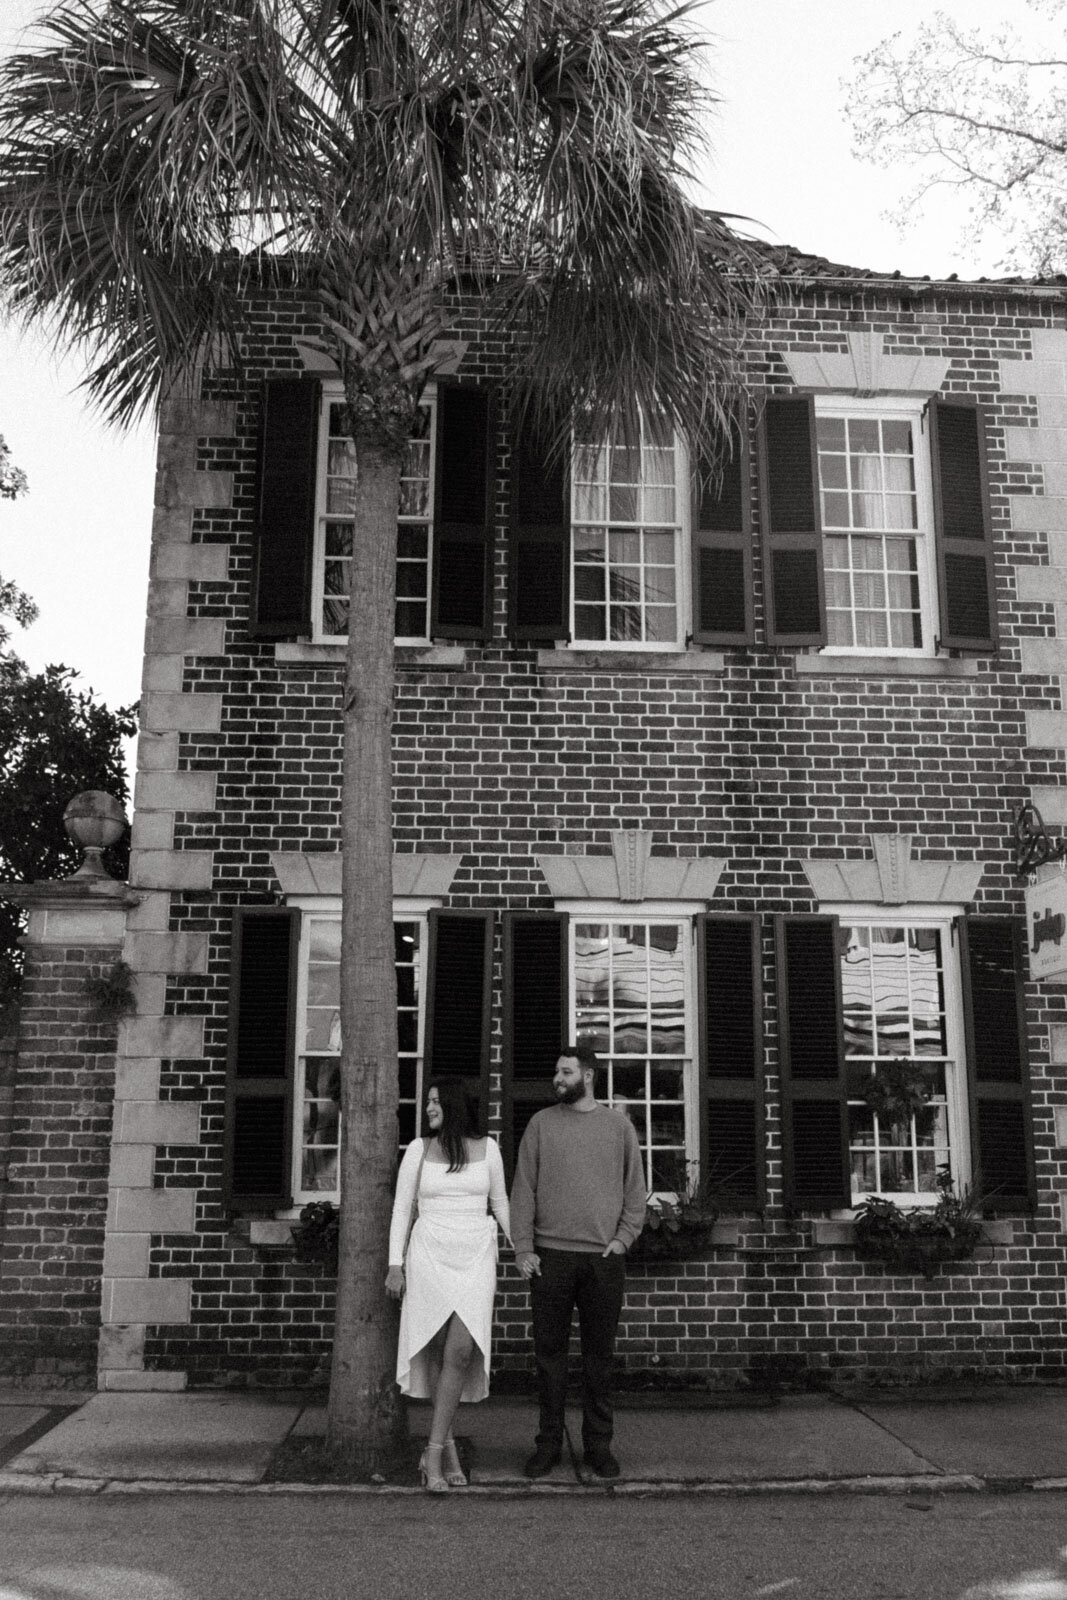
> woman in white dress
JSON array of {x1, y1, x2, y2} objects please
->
[{"x1": 385, "y1": 1079, "x2": 510, "y2": 1492}]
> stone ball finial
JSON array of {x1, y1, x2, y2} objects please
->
[{"x1": 63, "y1": 791, "x2": 127, "y2": 879}]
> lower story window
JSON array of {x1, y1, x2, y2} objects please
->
[
  {"x1": 295, "y1": 914, "x2": 427, "y2": 1203},
  {"x1": 571, "y1": 917, "x2": 695, "y2": 1191},
  {"x1": 840, "y1": 918, "x2": 965, "y2": 1204}
]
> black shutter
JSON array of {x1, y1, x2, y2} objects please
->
[
  {"x1": 960, "y1": 916, "x2": 1035, "y2": 1210},
  {"x1": 692, "y1": 426, "x2": 754, "y2": 646},
  {"x1": 431, "y1": 384, "x2": 494, "y2": 642},
  {"x1": 251, "y1": 377, "x2": 319, "y2": 639},
  {"x1": 930, "y1": 399, "x2": 998, "y2": 653},
  {"x1": 698, "y1": 914, "x2": 764, "y2": 1205},
  {"x1": 502, "y1": 912, "x2": 568, "y2": 1170},
  {"x1": 509, "y1": 414, "x2": 569, "y2": 642},
  {"x1": 224, "y1": 907, "x2": 298, "y2": 1210},
  {"x1": 775, "y1": 915, "x2": 850, "y2": 1211},
  {"x1": 758, "y1": 396, "x2": 826, "y2": 647},
  {"x1": 424, "y1": 910, "x2": 494, "y2": 1130}
]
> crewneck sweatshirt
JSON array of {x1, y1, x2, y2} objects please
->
[{"x1": 510, "y1": 1103, "x2": 647, "y2": 1255}]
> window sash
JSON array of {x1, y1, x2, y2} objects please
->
[
  {"x1": 292, "y1": 912, "x2": 428, "y2": 1203},
  {"x1": 569, "y1": 421, "x2": 690, "y2": 650},
  {"x1": 313, "y1": 389, "x2": 438, "y2": 645},
  {"x1": 815, "y1": 399, "x2": 937, "y2": 658},
  {"x1": 568, "y1": 915, "x2": 698, "y2": 1191},
  {"x1": 837, "y1": 916, "x2": 969, "y2": 1204}
]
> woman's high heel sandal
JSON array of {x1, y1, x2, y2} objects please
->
[
  {"x1": 419, "y1": 1442, "x2": 448, "y2": 1493},
  {"x1": 442, "y1": 1437, "x2": 467, "y2": 1487}
]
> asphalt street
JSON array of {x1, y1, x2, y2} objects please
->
[{"x1": 3, "y1": 1492, "x2": 1067, "y2": 1600}]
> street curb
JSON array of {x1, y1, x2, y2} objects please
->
[{"x1": 9, "y1": 1470, "x2": 1065, "y2": 1498}]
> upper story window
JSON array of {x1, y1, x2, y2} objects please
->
[
  {"x1": 817, "y1": 401, "x2": 935, "y2": 655},
  {"x1": 252, "y1": 377, "x2": 492, "y2": 648},
  {"x1": 316, "y1": 395, "x2": 437, "y2": 644},
  {"x1": 760, "y1": 393, "x2": 998, "y2": 657},
  {"x1": 571, "y1": 418, "x2": 688, "y2": 649}
]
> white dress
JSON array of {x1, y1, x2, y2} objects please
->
[{"x1": 388, "y1": 1137, "x2": 511, "y2": 1403}]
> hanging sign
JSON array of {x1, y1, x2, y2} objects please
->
[{"x1": 1026, "y1": 873, "x2": 1067, "y2": 980}]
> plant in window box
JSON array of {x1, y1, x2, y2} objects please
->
[
  {"x1": 859, "y1": 1061, "x2": 936, "y2": 1138},
  {"x1": 853, "y1": 1167, "x2": 986, "y2": 1278},
  {"x1": 628, "y1": 1157, "x2": 739, "y2": 1265},
  {"x1": 291, "y1": 1201, "x2": 339, "y2": 1270}
]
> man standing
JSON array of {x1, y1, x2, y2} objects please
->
[{"x1": 510, "y1": 1043, "x2": 646, "y2": 1479}]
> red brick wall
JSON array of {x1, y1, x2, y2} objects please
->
[
  {"x1": 0, "y1": 946, "x2": 119, "y2": 1387},
  {"x1": 132, "y1": 282, "x2": 1067, "y2": 1390}
]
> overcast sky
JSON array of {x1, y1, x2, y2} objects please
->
[{"x1": 0, "y1": 1, "x2": 1020, "y2": 772}]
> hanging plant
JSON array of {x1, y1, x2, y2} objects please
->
[
  {"x1": 291, "y1": 1201, "x2": 339, "y2": 1269},
  {"x1": 853, "y1": 1170, "x2": 987, "y2": 1278},
  {"x1": 84, "y1": 959, "x2": 137, "y2": 1025},
  {"x1": 860, "y1": 1061, "x2": 936, "y2": 1135}
]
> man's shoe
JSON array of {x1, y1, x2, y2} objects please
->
[
  {"x1": 583, "y1": 1447, "x2": 620, "y2": 1479},
  {"x1": 523, "y1": 1444, "x2": 562, "y2": 1478}
]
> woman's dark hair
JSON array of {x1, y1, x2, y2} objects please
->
[{"x1": 427, "y1": 1078, "x2": 479, "y2": 1172}]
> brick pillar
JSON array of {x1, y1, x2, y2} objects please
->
[{"x1": 0, "y1": 879, "x2": 137, "y2": 1388}]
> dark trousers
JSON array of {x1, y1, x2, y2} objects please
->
[{"x1": 529, "y1": 1247, "x2": 626, "y2": 1452}]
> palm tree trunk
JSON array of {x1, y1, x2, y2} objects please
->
[{"x1": 326, "y1": 441, "x2": 406, "y2": 1471}]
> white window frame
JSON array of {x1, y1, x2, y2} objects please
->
[
  {"x1": 815, "y1": 395, "x2": 939, "y2": 659},
  {"x1": 559, "y1": 899, "x2": 701, "y2": 1192},
  {"x1": 825, "y1": 903, "x2": 972, "y2": 1212},
  {"x1": 289, "y1": 896, "x2": 435, "y2": 1206},
  {"x1": 312, "y1": 383, "x2": 439, "y2": 646},
  {"x1": 567, "y1": 425, "x2": 692, "y2": 652}
]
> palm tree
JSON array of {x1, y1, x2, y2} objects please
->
[{"x1": 0, "y1": 0, "x2": 761, "y2": 1470}]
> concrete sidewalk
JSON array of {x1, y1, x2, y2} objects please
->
[{"x1": 1, "y1": 1386, "x2": 1065, "y2": 1496}]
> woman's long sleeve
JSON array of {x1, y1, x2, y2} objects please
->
[
  {"x1": 487, "y1": 1138, "x2": 511, "y2": 1245},
  {"x1": 387, "y1": 1140, "x2": 424, "y2": 1266}
]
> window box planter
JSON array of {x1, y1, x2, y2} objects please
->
[{"x1": 853, "y1": 1174, "x2": 986, "y2": 1278}]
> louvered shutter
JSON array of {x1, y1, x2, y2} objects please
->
[
  {"x1": 930, "y1": 400, "x2": 998, "y2": 653},
  {"x1": 692, "y1": 427, "x2": 754, "y2": 646},
  {"x1": 424, "y1": 910, "x2": 494, "y2": 1129},
  {"x1": 758, "y1": 396, "x2": 826, "y2": 647},
  {"x1": 960, "y1": 917, "x2": 1035, "y2": 1210},
  {"x1": 431, "y1": 384, "x2": 494, "y2": 641},
  {"x1": 509, "y1": 415, "x2": 569, "y2": 641},
  {"x1": 251, "y1": 377, "x2": 319, "y2": 638},
  {"x1": 502, "y1": 912, "x2": 568, "y2": 1170},
  {"x1": 698, "y1": 914, "x2": 764, "y2": 1205},
  {"x1": 775, "y1": 915, "x2": 850, "y2": 1211},
  {"x1": 224, "y1": 908, "x2": 298, "y2": 1209}
]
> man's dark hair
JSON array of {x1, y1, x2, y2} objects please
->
[{"x1": 560, "y1": 1041, "x2": 599, "y2": 1074}]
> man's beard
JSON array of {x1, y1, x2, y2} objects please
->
[{"x1": 554, "y1": 1079, "x2": 586, "y2": 1105}]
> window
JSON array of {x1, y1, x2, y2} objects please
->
[
  {"x1": 571, "y1": 416, "x2": 688, "y2": 648},
  {"x1": 816, "y1": 400, "x2": 935, "y2": 654},
  {"x1": 294, "y1": 913, "x2": 427, "y2": 1202},
  {"x1": 315, "y1": 393, "x2": 436, "y2": 643},
  {"x1": 839, "y1": 916, "x2": 967, "y2": 1205},
  {"x1": 570, "y1": 916, "x2": 697, "y2": 1190},
  {"x1": 759, "y1": 393, "x2": 996, "y2": 655}
]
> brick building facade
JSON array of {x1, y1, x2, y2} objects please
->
[{"x1": 5, "y1": 252, "x2": 1067, "y2": 1392}]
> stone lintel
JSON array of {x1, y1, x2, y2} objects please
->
[
  {"x1": 538, "y1": 852, "x2": 726, "y2": 902},
  {"x1": 799, "y1": 834, "x2": 985, "y2": 907},
  {"x1": 270, "y1": 851, "x2": 465, "y2": 899}
]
